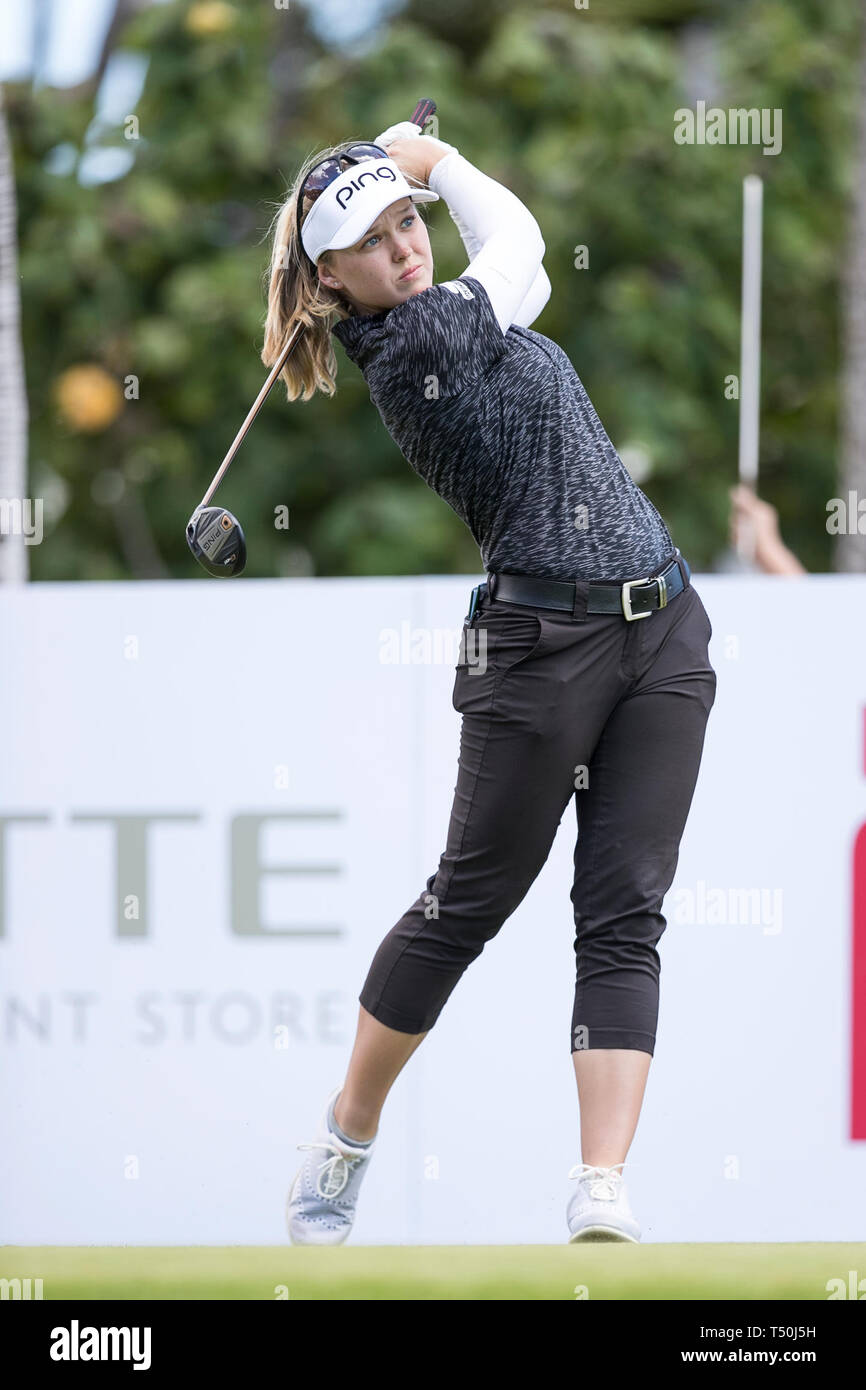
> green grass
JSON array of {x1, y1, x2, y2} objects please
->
[{"x1": 3, "y1": 1243, "x2": 864, "y2": 1300}]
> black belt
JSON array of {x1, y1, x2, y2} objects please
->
[{"x1": 469, "y1": 549, "x2": 690, "y2": 623}]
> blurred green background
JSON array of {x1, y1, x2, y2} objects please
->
[{"x1": 2, "y1": 0, "x2": 862, "y2": 579}]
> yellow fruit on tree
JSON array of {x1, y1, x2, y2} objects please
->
[{"x1": 54, "y1": 365, "x2": 124, "y2": 433}]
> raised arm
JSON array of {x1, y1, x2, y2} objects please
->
[
  {"x1": 428, "y1": 151, "x2": 551, "y2": 330},
  {"x1": 426, "y1": 149, "x2": 550, "y2": 333}
]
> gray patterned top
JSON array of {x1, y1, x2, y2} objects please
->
[{"x1": 331, "y1": 275, "x2": 675, "y2": 582}]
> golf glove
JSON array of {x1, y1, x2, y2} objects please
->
[{"x1": 375, "y1": 120, "x2": 458, "y2": 161}]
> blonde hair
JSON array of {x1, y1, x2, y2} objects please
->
[{"x1": 261, "y1": 141, "x2": 428, "y2": 402}]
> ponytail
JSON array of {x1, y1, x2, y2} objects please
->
[{"x1": 260, "y1": 145, "x2": 354, "y2": 401}]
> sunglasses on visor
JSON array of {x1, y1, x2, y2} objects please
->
[{"x1": 296, "y1": 143, "x2": 391, "y2": 260}]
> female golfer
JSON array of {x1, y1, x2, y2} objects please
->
[{"x1": 265, "y1": 121, "x2": 717, "y2": 1245}]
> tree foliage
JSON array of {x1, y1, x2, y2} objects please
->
[{"x1": 5, "y1": 0, "x2": 861, "y2": 579}]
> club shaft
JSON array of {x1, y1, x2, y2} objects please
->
[
  {"x1": 198, "y1": 319, "x2": 305, "y2": 510},
  {"x1": 195, "y1": 99, "x2": 436, "y2": 515}
]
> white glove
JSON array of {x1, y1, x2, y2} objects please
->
[{"x1": 375, "y1": 120, "x2": 458, "y2": 160}]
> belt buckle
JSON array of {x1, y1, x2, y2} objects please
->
[{"x1": 621, "y1": 576, "x2": 654, "y2": 621}]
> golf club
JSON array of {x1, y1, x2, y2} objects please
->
[{"x1": 186, "y1": 97, "x2": 438, "y2": 577}]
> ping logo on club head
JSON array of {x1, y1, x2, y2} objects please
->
[
  {"x1": 199, "y1": 519, "x2": 228, "y2": 556},
  {"x1": 335, "y1": 165, "x2": 398, "y2": 211}
]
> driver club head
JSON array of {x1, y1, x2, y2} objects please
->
[{"x1": 186, "y1": 506, "x2": 247, "y2": 577}]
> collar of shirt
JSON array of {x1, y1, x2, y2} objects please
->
[{"x1": 331, "y1": 308, "x2": 390, "y2": 368}]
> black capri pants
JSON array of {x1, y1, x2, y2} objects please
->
[{"x1": 358, "y1": 548, "x2": 717, "y2": 1055}]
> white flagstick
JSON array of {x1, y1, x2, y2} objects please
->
[{"x1": 737, "y1": 174, "x2": 763, "y2": 565}]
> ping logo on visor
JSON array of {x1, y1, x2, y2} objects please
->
[
  {"x1": 335, "y1": 165, "x2": 399, "y2": 210},
  {"x1": 298, "y1": 147, "x2": 440, "y2": 264}
]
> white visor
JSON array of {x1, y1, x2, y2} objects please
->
[{"x1": 300, "y1": 157, "x2": 439, "y2": 264}]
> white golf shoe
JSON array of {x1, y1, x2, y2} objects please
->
[
  {"x1": 566, "y1": 1161, "x2": 641, "y2": 1243},
  {"x1": 286, "y1": 1087, "x2": 377, "y2": 1246}
]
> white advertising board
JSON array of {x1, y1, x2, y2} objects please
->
[{"x1": 1, "y1": 573, "x2": 864, "y2": 1244}]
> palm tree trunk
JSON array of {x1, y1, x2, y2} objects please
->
[{"x1": 0, "y1": 83, "x2": 29, "y2": 584}]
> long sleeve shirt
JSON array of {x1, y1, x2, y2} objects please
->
[
  {"x1": 331, "y1": 151, "x2": 675, "y2": 583},
  {"x1": 430, "y1": 149, "x2": 553, "y2": 332}
]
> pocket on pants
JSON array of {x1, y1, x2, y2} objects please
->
[
  {"x1": 683, "y1": 586, "x2": 718, "y2": 710},
  {"x1": 490, "y1": 602, "x2": 546, "y2": 673},
  {"x1": 458, "y1": 603, "x2": 545, "y2": 674},
  {"x1": 689, "y1": 586, "x2": 713, "y2": 642},
  {"x1": 452, "y1": 603, "x2": 546, "y2": 712}
]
